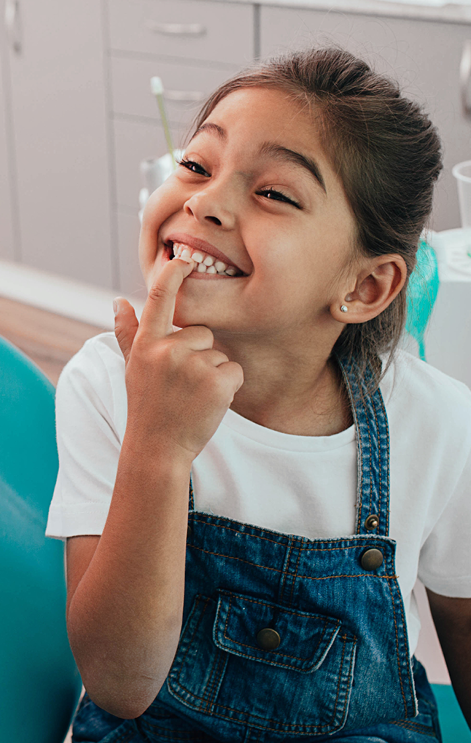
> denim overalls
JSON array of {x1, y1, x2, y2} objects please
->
[{"x1": 72, "y1": 356, "x2": 442, "y2": 743}]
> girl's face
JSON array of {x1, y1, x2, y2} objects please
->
[{"x1": 139, "y1": 87, "x2": 357, "y2": 341}]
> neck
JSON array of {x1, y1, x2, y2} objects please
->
[{"x1": 213, "y1": 329, "x2": 352, "y2": 437}]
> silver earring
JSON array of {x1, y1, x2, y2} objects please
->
[{"x1": 340, "y1": 305, "x2": 348, "y2": 313}]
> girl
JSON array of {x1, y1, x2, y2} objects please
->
[{"x1": 46, "y1": 48, "x2": 471, "y2": 742}]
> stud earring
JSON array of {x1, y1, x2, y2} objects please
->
[{"x1": 340, "y1": 305, "x2": 348, "y2": 313}]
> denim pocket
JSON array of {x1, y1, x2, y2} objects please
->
[{"x1": 167, "y1": 592, "x2": 357, "y2": 737}]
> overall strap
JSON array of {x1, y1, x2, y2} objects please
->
[
  {"x1": 189, "y1": 476, "x2": 195, "y2": 511},
  {"x1": 337, "y1": 355, "x2": 390, "y2": 537}
]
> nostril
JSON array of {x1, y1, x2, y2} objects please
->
[{"x1": 206, "y1": 216, "x2": 222, "y2": 226}]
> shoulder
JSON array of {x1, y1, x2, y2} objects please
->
[
  {"x1": 59, "y1": 332, "x2": 123, "y2": 387},
  {"x1": 56, "y1": 332, "x2": 126, "y2": 425},
  {"x1": 381, "y1": 349, "x2": 471, "y2": 451}
]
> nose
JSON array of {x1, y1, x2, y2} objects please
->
[{"x1": 183, "y1": 180, "x2": 238, "y2": 230}]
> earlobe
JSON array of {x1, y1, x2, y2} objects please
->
[{"x1": 332, "y1": 255, "x2": 407, "y2": 324}]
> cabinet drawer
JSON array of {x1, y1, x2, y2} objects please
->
[
  {"x1": 111, "y1": 56, "x2": 237, "y2": 126},
  {"x1": 109, "y1": 0, "x2": 254, "y2": 66}
]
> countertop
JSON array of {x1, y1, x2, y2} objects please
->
[{"x1": 206, "y1": 0, "x2": 471, "y2": 24}]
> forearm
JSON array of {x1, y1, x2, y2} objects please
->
[
  {"x1": 438, "y1": 629, "x2": 471, "y2": 728},
  {"x1": 67, "y1": 434, "x2": 192, "y2": 718},
  {"x1": 426, "y1": 589, "x2": 471, "y2": 730}
]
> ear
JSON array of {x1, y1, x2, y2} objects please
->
[{"x1": 331, "y1": 254, "x2": 408, "y2": 324}]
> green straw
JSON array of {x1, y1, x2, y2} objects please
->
[{"x1": 150, "y1": 76, "x2": 176, "y2": 170}]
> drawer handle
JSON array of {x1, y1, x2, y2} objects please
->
[
  {"x1": 145, "y1": 21, "x2": 207, "y2": 37},
  {"x1": 164, "y1": 89, "x2": 206, "y2": 103},
  {"x1": 4, "y1": 0, "x2": 21, "y2": 53},
  {"x1": 460, "y1": 40, "x2": 471, "y2": 117}
]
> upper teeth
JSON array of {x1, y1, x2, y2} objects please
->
[{"x1": 172, "y1": 242, "x2": 241, "y2": 276}]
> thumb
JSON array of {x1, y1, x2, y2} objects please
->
[{"x1": 113, "y1": 297, "x2": 139, "y2": 364}]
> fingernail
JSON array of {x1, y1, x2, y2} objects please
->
[{"x1": 113, "y1": 298, "x2": 120, "y2": 316}]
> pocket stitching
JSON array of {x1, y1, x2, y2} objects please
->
[
  {"x1": 170, "y1": 627, "x2": 357, "y2": 733},
  {"x1": 218, "y1": 591, "x2": 341, "y2": 666}
]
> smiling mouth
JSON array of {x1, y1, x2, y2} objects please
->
[{"x1": 165, "y1": 241, "x2": 246, "y2": 277}]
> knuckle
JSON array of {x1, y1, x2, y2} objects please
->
[{"x1": 148, "y1": 283, "x2": 170, "y2": 303}]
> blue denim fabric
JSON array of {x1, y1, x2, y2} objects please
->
[{"x1": 72, "y1": 357, "x2": 442, "y2": 743}]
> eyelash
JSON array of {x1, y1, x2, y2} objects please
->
[{"x1": 178, "y1": 158, "x2": 301, "y2": 209}]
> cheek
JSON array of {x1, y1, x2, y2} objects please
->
[{"x1": 138, "y1": 180, "x2": 184, "y2": 275}]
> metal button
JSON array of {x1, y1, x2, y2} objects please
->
[
  {"x1": 360, "y1": 548, "x2": 383, "y2": 571},
  {"x1": 256, "y1": 628, "x2": 281, "y2": 651},
  {"x1": 364, "y1": 514, "x2": 379, "y2": 531}
]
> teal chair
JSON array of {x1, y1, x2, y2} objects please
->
[
  {"x1": 0, "y1": 336, "x2": 82, "y2": 742},
  {"x1": 432, "y1": 684, "x2": 471, "y2": 742},
  {"x1": 405, "y1": 238, "x2": 440, "y2": 361}
]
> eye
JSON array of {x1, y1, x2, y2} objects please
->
[
  {"x1": 258, "y1": 188, "x2": 301, "y2": 209},
  {"x1": 178, "y1": 158, "x2": 210, "y2": 177}
]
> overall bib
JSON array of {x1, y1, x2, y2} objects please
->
[{"x1": 72, "y1": 357, "x2": 442, "y2": 743}]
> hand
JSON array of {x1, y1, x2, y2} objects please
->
[{"x1": 113, "y1": 258, "x2": 244, "y2": 462}]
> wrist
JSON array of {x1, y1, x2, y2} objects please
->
[{"x1": 120, "y1": 430, "x2": 194, "y2": 481}]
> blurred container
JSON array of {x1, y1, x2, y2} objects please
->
[
  {"x1": 452, "y1": 160, "x2": 471, "y2": 228},
  {"x1": 139, "y1": 150, "x2": 183, "y2": 221},
  {"x1": 141, "y1": 150, "x2": 183, "y2": 193}
]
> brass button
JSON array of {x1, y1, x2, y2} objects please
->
[
  {"x1": 364, "y1": 514, "x2": 379, "y2": 531},
  {"x1": 361, "y1": 548, "x2": 383, "y2": 571},
  {"x1": 256, "y1": 628, "x2": 281, "y2": 651}
]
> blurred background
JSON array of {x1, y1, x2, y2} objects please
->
[{"x1": 1, "y1": 1, "x2": 471, "y2": 738}]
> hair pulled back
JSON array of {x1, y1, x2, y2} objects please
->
[{"x1": 191, "y1": 47, "x2": 443, "y2": 380}]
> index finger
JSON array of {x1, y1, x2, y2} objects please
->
[{"x1": 139, "y1": 257, "x2": 195, "y2": 338}]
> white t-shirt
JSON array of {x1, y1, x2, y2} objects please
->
[{"x1": 46, "y1": 332, "x2": 471, "y2": 655}]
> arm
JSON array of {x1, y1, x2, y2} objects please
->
[
  {"x1": 66, "y1": 442, "x2": 192, "y2": 719},
  {"x1": 426, "y1": 588, "x2": 471, "y2": 729},
  {"x1": 65, "y1": 257, "x2": 243, "y2": 719}
]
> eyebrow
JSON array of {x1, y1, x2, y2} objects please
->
[
  {"x1": 259, "y1": 142, "x2": 326, "y2": 194},
  {"x1": 190, "y1": 123, "x2": 327, "y2": 194},
  {"x1": 190, "y1": 122, "x2": 226, "y2": 142}
]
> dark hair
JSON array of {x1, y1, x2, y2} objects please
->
[{"x1": 190, "y1": 47, "x2": 443, "y2": 382}]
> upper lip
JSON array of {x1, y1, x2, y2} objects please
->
[{"x1": 165, "y1": 233, "x2": 246, "y2": 274}]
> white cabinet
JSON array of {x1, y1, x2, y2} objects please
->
[
  {"x1": 0, "y1": 4, "x2": 16, "y2": 263},
  {"x1": 1, "y1": 0, "x2": 113, "y2": 288},
  {"x1": 260, "y1": 6, "x2": 471, "y2": 232}
]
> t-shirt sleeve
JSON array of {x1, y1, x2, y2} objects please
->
[
  {"x1": 418, "y1": 444, "x2": 471, "y2": 597},
  {"x1": 45, "y1": 335, "x2": 126, "y2": 540}
]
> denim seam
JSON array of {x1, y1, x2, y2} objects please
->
[
  {"x1": 220, "y1": 592, "x2": 342, "y2": 619},
  {"x1": 287, "y1": 546, "x2": 302, "y2": 607},
  {"x1": 372, "y1": 396, "x2": 382, "y2": 528},
  {"x1": 380, "y1": 390, "x2": 391, "y2": 534},
  {"x1": 201, "y1": 642, "x2": 222, "y2": 714},
  {"x1": 393, "y1": 720, "x2": 435, "y2": 732},
  {"x1": 364, "y1": 396, "x2": 374, "y2": 525},
  {"x1": 190, "y1": 546, "x2": 396, "y2": 579},
  {"x1": 386, "y1": 578, "x2": 409, "y2": 716},
  {"x1": 222, "y1": 606, "x2": 335, "y2": 666},
  {"x1": 330, "y1": 633, "x2": 357, "y2": 728},
  {"x1": 392, "y1": 576, "x2": 416, "y2": 711},
  {"x1": 174, "y1": 595, "x2": 211, "y2": 691},
  {"x1": 205, "y1": 647, "x2": 227, "y2": 715},
  {"x1": 278, "y1": 540, "x2": 293, "y2": 604},
  {"x1": 189, "y1": 519, "x2": 395, "y2": 549},
  {"x1": 172, "y1": 631, "x2": 356, "y2": 732}
]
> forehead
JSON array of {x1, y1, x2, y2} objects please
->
[{"x1": 202, "y1": 87, "x2": 322, "y2": 150}]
